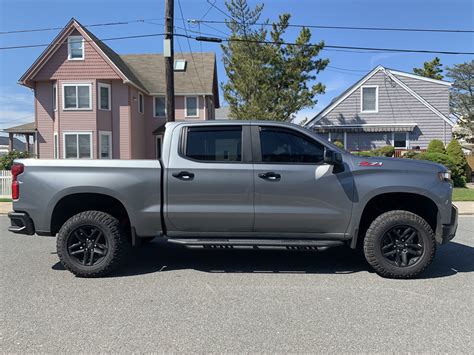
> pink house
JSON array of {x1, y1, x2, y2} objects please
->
[{"x1": 18, "y1": 18, "x2": 220, "y2": 159}]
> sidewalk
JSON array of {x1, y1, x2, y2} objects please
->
[{"x1": 0, "y1": 201, "x2": 472, "y2": 216}]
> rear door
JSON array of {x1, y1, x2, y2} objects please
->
[
  {"x1": 165, "y1": 124, "x2": 254, "y2": 234},
  {"x1": 252, "y1": 125, "x2": 353, "y2": 237}
]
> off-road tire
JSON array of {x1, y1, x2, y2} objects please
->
[
  {"x1": 57, "y1": 211, "x2": 127, "y2": 277},
  {"x1": 363, "y1": 210, "x2": 436, "y2": 279}
]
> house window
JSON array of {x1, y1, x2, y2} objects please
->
[
  {"x1": 98, "y1": 83, "x2": 111, "y2": 111},
  {"x1": 63, "y1": 84, "x2": 91, "y2": 110},
  {"x1": 328, "y1": 132, "x2": 347, "y2": 149},
  {"x1": 138, "y1": 92, "x2": 144, "y2": 114},
  {"x1": 63, "y1": 132, "x2": 92, "y2": 159},
  {"x1": 393, "y1": 132, "x2": 408, "y2": 149},
  {"x1": 52, "y1": 82, "x2": 57, "y2": 111},
  {"x1": 174, "y1": 59, "x2": 186, "y2": 71},
  {"x1": 361, "y1": 86, "x2": 378, "y2": 113},
  {"x1": 99, "y1": 131, "x2": 112, "y2": 159},
  {"x1": 67, "y1": 36, "x2": 84, "y2": 60},
  {"x1": 154, "y1": 96, "x2": 166, "y2": 117},
  {"x1": 185, "y1": 96, "x2": 198, "y2": 117},
  {"x1": 53, "y1": 132, "x2": 58, "y2": 159}
]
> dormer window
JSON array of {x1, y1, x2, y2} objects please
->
[
  {"x1": 174, "y1": 59, "x2": 186, "y2": 71},
  {"x1": 68, "y1": 36, "x2": 84, "y2": 60}
]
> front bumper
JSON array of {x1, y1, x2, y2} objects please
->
[
  {"x1": 8, "y1": 211, "x2": 35, "y2": 235},
  {"x1": 440, "y1": 205, "x2": 458, "y2": 244}
]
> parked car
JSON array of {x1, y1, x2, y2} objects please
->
[{"x1": 7, "y1": 121, "x2": 458, "y2": 278}]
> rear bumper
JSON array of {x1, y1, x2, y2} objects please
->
[
  {"x1": 440, "y1": 205, "x2": 458, "y2": 244},
  {"x1": 8, "y1": 211, "x2": 35, "y2": 235}
]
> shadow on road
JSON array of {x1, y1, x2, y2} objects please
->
[{"x1": 51, "y1": 240, "x2": 474, "y2": 279}]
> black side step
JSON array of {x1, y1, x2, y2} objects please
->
[{"x1": 166, "y1": 238, "x2": 344, "y2": 250}]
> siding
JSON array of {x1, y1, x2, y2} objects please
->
[
  {"x1": 33, "y1": 29, "x2": 121, "y2": 81},
  {"x1": 35, "y1": 81, "x2": 54, "y2": 158},
  {"x1": 314, "y1": 70, "x2": 451, "y2": 149}
]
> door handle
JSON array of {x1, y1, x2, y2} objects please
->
[
  {"x1": 258, "y1": 172, "x2": 281, "y2": 180},
  {"x1": 172, "y1": 171, "x2": 195, "y2": 180}
]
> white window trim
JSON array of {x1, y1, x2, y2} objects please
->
[
  {"x1": 52, "y1": 82, "x2": 58, "y2": 111},
  {"x1": 99, "y1": 131, "x2": 112, "y2": 159},
  {"x1": 185, "y1": 96, "x2": 199, "y2": 118},
  {"x1": 67, "y1": 36, "x2": 84, "y2": 60},
  {"x1": 62, "y1": 83, "x2": 92, "y2": 110},
  {"x1": 153, "y1": 96, "x2": 166, "y2": 118},
  {"x1": 328, "y1": 132, "x2": 347, "y2": 149},
  {"x1": 62, "y1": 131, "x2": 93, "y2": 159},
  {"x1": 138, "y1": 92, "x2": 144, "y2": 114},
  {"x1": 98, "y1": 83, "x2": 111, "y2": 111},
  {"x1": 392, "y1": 132, "x2": 409, "y2": 149},
  {"x1": 360, "y1": 85, "x2": 379, "y2": 113},
  {"x1": 53, "y1": 132, "x2": 58, "y2": 159}
]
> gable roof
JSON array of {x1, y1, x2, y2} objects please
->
[
  {"x1": 120, "y1": 52, "x2": 217, "y2": 95},
  {"x1": 3, "y1": 122, "x2": 37, "y2": 133},
  {"x1": 306, "y1": 65, "x2": 454, "y2": 127},
  {"x1": 18, "y1": 18, "x2": 219, "y2": 102}
]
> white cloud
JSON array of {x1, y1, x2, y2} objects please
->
[{"x1": 0, "y1": 88, "x2": 34, "y2": 130}]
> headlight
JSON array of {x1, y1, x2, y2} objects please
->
[{"x1": 438, "y1": 171, "x2": 451, "y2": 182}]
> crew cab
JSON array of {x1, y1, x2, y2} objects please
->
[{"x1": 8, "y1": 121, "x2": 458, "y2": 278}]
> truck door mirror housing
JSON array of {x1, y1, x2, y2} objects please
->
[{"x1": 324, "y1": 149, "x2": 343, "y2": 165}]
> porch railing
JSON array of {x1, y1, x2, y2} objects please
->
[{"x1": 0, "y1": 170, "x2": 12, "y2": 198}]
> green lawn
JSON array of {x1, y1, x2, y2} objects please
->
[
  {"x1": 452, "y1": 188, "x2": 474, "y2": 201},
  {"x1": 0, "y1": 198, "x2": 12, "y2": 202}
]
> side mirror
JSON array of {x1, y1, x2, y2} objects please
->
[{"x1": 324, "y1": 149, "x2": 343, "y2": 165}]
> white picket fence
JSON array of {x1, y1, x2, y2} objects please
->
[{"x1": 0, "y1": 170, "x2": 12, "y2": 198}]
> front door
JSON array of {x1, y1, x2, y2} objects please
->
[
  {"x1": 166, "y1": 124, "x2": 254, "y2": 234},
  {"x1": 252, "y1": 125, "x2": 354, "y2": 237}
]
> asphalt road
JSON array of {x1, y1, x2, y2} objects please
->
[{"x1": 1, "y1": 216, "x2": 473, "y2": 353}]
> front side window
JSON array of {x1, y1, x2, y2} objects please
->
[
  {"x1": 64, "y1": 133, "x2": 92, "y2": 159},
  {"x1": 185, "y1": 127, "x2": 242, "y2": 162},
  {"x1": 154, "y1": 96, "x2": 166, "y2": 117},
  {"x1": 98, "y1": 83, "x2": 111, "y2": 110},
  {"x1": 68, "y1": 36, "x2": 84, "y2": 60},
  {"x1": 393, "y1": 132, "x2": 408, "y2": 148},
  {"x1": 260, "y1": 127, "x2": 324, "y2": 164},
  {"x1": 138, "y1": 92, "x2": 144, "y2": 114},
  {"x1": 185, "y1": 96, "x2": 198, "y2": 117},
  {"x1": 361, "y1": 86, "x2": 378, "y2": 112},
  {"x1": 63, "y1": 84, "x2": 91, "y2": 110},
  {"x1": 329, "y1": 132, "x2": 345, "y2": 147},
  {"x1": 99, "y1": 132, "x2": 112, "y2": 159}
]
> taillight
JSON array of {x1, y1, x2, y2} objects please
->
[{"x1": 11, "y1": 163, "x2": 24, "y2": 200}]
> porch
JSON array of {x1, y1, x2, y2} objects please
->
[{"x1": 2, "y1": 122, "x2": 37, "y2": 156}]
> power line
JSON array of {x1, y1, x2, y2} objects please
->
[
  {"x1": 0, "y1": 18, "x2": 174, "y2": 35},
  {"x1": 193, "y1": 19, "x2": 474, "y2": 34},
  {"x1": 1, "y1": 30, "x2": 472, "y2": 56},
  {"x1": 177, "y1": 0, "x2": 206, "y2": 92}
]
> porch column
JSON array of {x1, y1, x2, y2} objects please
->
[
  {"x1": 25, "y1": 134, "x2": 30, "y2": 154},
  {"x1": 8, "y1": 133, "x2": 13, "y2": 151}
]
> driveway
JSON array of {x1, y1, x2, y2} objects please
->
[{"x1": 1, "y1": 216, "x2": 473, "y2": 352}]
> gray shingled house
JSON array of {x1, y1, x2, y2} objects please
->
[{"x1": 305, "y1": 65, "x2": 454, "y2": 152}]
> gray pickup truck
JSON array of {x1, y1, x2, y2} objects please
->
[{"x1": 8, "y1": 121, "x2": 457, "y2": 278}]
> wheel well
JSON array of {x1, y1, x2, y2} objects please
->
[
  {"x1": 50, "y1": 193, "x2": 130, "y2": 235},
  {"x1": 357, "y1": 193, "x2": 438, "y2": 247}
]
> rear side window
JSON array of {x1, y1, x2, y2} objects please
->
[
  {"x1": 185, "y1": 127, "x2": 242, "y2": 162},
  {"x1": 259, "y1": 127, "x2": 324, "y2": 164}
]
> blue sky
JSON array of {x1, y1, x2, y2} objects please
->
[{"x1": 0, "y1": 0, "x2": 473, "y2": 129}]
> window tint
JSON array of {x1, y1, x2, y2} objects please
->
[
  {"x1": 259, "y1": 128, "x2": 324, "y2": 164},
  {"x1": 185, "y1": 127, "x2": 242, "y2": 162}
]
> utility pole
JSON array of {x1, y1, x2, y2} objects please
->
[{"x1": 164, "y1": 0, "x2": 175, "y2": 122}]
